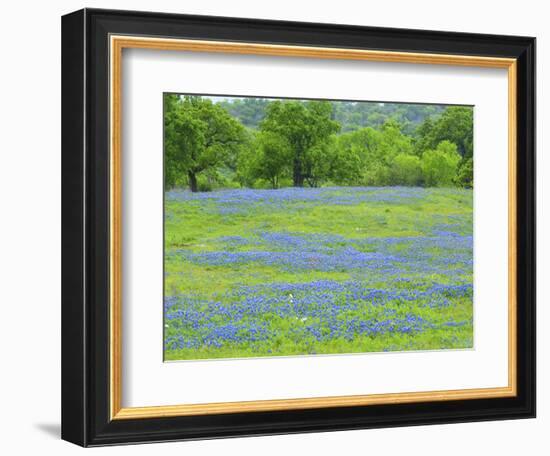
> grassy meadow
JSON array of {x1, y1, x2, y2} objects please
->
[{"x1": 164, "y1": 186, "x2": 473, "y2": 360}]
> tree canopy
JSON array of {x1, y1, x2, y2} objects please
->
[
  {"x1": 164, "y1": 95, "x2": 245, "y2": 191},
  {"x1": 414, "y1": 106, "x2": 473, "y2": 158},
  {"x1": 164, "y1": 95, "x2": 474, "y2": 191},
  {"x1": 260, "y1": 101, "x2": 340, "y2": 187}
]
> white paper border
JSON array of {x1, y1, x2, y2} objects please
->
[{"x1": 121, "y1": 48, "x2": 509, "y2": 407}]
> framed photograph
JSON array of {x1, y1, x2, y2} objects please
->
[{"x1": 61, "y1": 8, "x2": 535, "y2": 447}]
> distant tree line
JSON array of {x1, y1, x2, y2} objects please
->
[
  {"x1": 218, "y1": 97, "x2": 445, "y2": 134},
  {"x1": 164, "y1": 95, "x2": 473, "y2": 192}
]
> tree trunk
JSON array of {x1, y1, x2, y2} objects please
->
[
  {"x1": 188, "y1": 171, "x2": 198, "y2": 192},
  {"x1": 293, "y1": 157, "x2": 304, "y2": 187}
]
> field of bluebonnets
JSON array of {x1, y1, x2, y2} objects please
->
[{"x1": 164, "y1": 186, "x2": 473, "y2": 360}]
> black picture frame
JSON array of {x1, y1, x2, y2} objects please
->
[{"x1": 62, "y1": 7, "x2": 536, "y2": 447}]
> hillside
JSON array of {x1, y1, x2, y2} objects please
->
[{"x1": 215, "y1": 97, "x2": 446, "y2": 135}]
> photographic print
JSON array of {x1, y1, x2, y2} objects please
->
[{"x1": 163, "y1": 94, "x2": 474, "y2": 361}]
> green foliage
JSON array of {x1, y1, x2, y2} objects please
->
[
  {"x1": 455, "y1": 158, "x2": 474, "y2": 188},
  {"x1": 330, "y1": 101, "x2": 445, "y2": 134},
  {"x1": 216, "y1": 98, "x2": 445, "y2": 133},
  {"x1": 260, "y1": 100, "x2": 339, "y2": 187},
  {"x1": 303, "y1": 135, "x2": 339, "y2": 187},
  {"x1": 243, "y1": 131, "x2": 292, "y2": 189},
  {"x1": 336, "y1": 127, "x2": 385, "y2": 185},
  {"x1": 327, "y1": 136, "x2": 363, "y2": 185},
  {"x1": 333, "y1": 120, "x2": 415, "y2": 186},
  {"x1": 379, "y1": 119, "x2": 414, "y2": 158},
  {"x1": 390, "y1": 154, "x2": 423, "y2": 186},
  {"x1": 164, "y1": 95, "x2": 245, "y2": 191},
  {"x1": 415, "y1": 106, "x2": 473, "y2": 158},
  {"x1": 421, "y1": 141, "x2": 462, "y2": 187},
  {"x1": 164, "y1": 95, "x2": 474, "y2": 190},
  {"x1": 217, "y1": 97, "x2": 270, "y2": 128}
]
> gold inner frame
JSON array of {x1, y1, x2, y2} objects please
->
[{"x1": 109, "y1": 35, "x2": 518, "y2": 420}]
